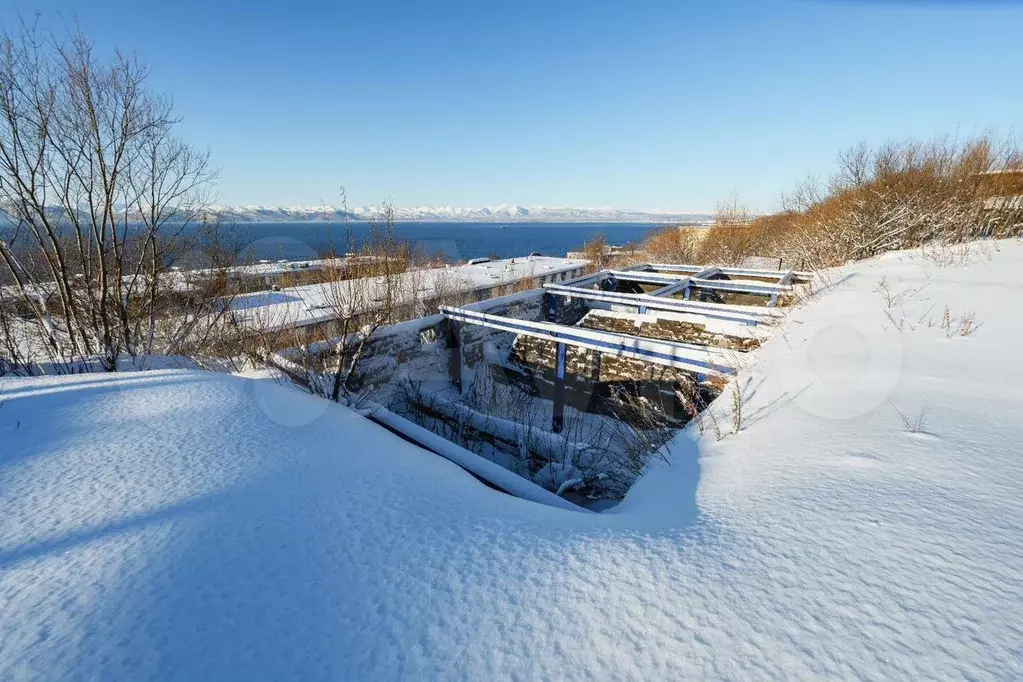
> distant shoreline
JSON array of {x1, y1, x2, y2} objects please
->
[
  {"x1": 209, "y1": 218, "x2": 713, "y2": 226},
  {"x1": 214, "y1": 219, "x2": 706, "y2": 225},
  {"x1": 194, "y1": 221, "x2": 667, "y2": 261},
  {"x1": 206, "y1": 208, "x2": 714, "y2": 225}
]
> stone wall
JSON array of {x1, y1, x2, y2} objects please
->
[
  {"x1": 350, "y1": 290, "x2": 547, "y2": 394},
  {"x1": 512, "y1": 334, "x2": 690, "y2": 386},
  {"x1": 509, "y1": 309, "x2": 757, "y2": 386},
  {"x1": 578, "y1": 311, "x2": 760, "y2": 351}
]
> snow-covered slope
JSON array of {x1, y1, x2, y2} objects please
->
[
  {"x1": 210, "y1": 203, "x2": 712, "y2": 223},
  {"x1": 1, "y1": 240, "x2": 1021, "y2": 680}
]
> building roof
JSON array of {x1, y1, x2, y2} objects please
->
[
  {"x1": 982, "y1": 195, "x2": 1023, "y2": 210},
  {"x1": 227, "y1": 255, "x2": 588, "y2": 332}
]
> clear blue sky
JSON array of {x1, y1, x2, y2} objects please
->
[{"x1": 6, "y1": 0, "x2": 1023, "y2": 211}]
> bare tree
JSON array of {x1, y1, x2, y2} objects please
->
[
  {"x1": 643, "y1": 225, "x2": 702, "y2": 264},
  {"x1": 699, "y1": 193, "x2": 761, "y2": 266},
  {"x1": 581, "y1": 232, "x2": 608, "y2": 272},
  {"x1": 0, "y1": 23, "x2": 216, "y2": 370},
  {"x1": 269, "y1": 200, "x2": 420, "y2": 405},
  {"x1": 0, "y1": 290, "x2": 26, "y2": 375}
]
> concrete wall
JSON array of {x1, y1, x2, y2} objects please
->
[{"x1": 350, "y1": 290, "x2": 548, "y2": 395}]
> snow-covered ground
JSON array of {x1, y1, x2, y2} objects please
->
[{"x1": 1, "y1": 240, "x2": 1020, "y2": 680}]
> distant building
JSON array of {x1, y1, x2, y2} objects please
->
[
  {"x1": 228, "y1": 255, "x2": 588, "y2": 339},
  {"x1": 565, "y1": 244, "x2": 642, "y2": 260},
  {"x1": 976, "y1": 168, "x2": 1023, "y2": 216},
  {"x1": 974, "y1": 168, "x2": 1023, "y2": 199}
]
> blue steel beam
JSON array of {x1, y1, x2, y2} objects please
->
[
  {"x1": 560, "y1": 270, "x2": 608, "y2": 288},
  {"x1": 607, "y1": 270, "x2": 791, "y2": 297},
  {"x1": 447, "y1": 319, "x2": 462, "y2": 391},
  {"x1": 649, "y1": 278, "x2": 691, "y2": 297},
  {"x1": 562, "y1": 263, "x2": 652, "y2": 289},
  {"x1": 605, "y1": 270, "x2": 689, "y2": 287},
  {"x1": 688, "y1": 278, "x2": 789, "y2": 296},
  {"x1": 553, "y1": 342, "x2": 567, "y2": 433},
  {"x1": 542, "y1": 284, "x2": 775, "y2": 325},
  {"x1": 649, "y1": 264, "x2": 813, "y2": 281},
  {"x1": 440, "y1": 305, "x2": 740, "y2": 376}
]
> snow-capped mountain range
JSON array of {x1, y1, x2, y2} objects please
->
[{"x1": 208, "y1": 204, "x2": 712, "y2": 224}]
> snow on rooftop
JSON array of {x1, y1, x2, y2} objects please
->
[
  {"x1": 227, "y1": 255, "x2": 587, "y2": 331},
  {"x1": 1, "y1": 240, "x2": 1021, "y2": 679},
  {"x1": 983, "y1": 195, "x2": 1023, "y2": 210}
]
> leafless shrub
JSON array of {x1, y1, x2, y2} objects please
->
[
  {"x1": 892, "y1": 403, "x2": 927, "y2": 433},
  {"x1": 0, "y1": 293, "x2": 28, "y2": 376},
  {"x1": 917, "y1": 302, "x2": 936, "y2": 327},
  {"x1": 958, "y1": 311, "x2": 978, "y2": 336},
  {"x1": 739, "y1": 135, "x2": 1023, "y2": 271},
  {"x1": 939, "y1": 304, "x2": 979, "y2": 338},
  {"x1": 880, "y1": 303, "x2": 906, "y2": 331},
  {"x1": 581, "y1": 232, "x2": 609, "y2": 273},
  {"x1": 264, "y1": 201, "x2": 422, "y2": 406},
  {"x1": 642, "y1": 194, "x2": 776, "y2": 269},
  {"x1": 643, "y1": 225, "x2": 703, "y2": 264},
  {"x1": 674, "y1": 379, "x2": 709, "y2": 434},
  {"x1": 394, "y1": 364, "x2": 678, "y2": 501},
  {"x1": 700, "y1": 401, "x2": 724, "y2": 442},
  {"x1": 874, "y1": 275, "x2": 931, "y2": 333},
  {"x1": 921, "y1": 240, "x2": 981, "y2": 268},
  {"x1": 730, "y1": 380, "x2": 743, "y2": 435},
  {"x1": 699, "y1": 194, "x2": 764, "y2": 266},
  {"x1": 874, "y1": 276, "x2": 903, "y2": 308},
  {"x1": 940, "y1": 305, "x2": 953, "y2": 337}
]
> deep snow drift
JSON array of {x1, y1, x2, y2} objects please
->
[{"x1": 1, "y1": 240, "x2": 1021, "y2": 680}]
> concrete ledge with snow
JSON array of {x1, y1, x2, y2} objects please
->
[{"x1": 1, "y1": 240, "x2": 1020, "y2": 680}]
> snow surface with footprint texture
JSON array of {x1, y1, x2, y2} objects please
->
[{"x1": 1, "y1": 240, "x2": 1021, "y2": 680}]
